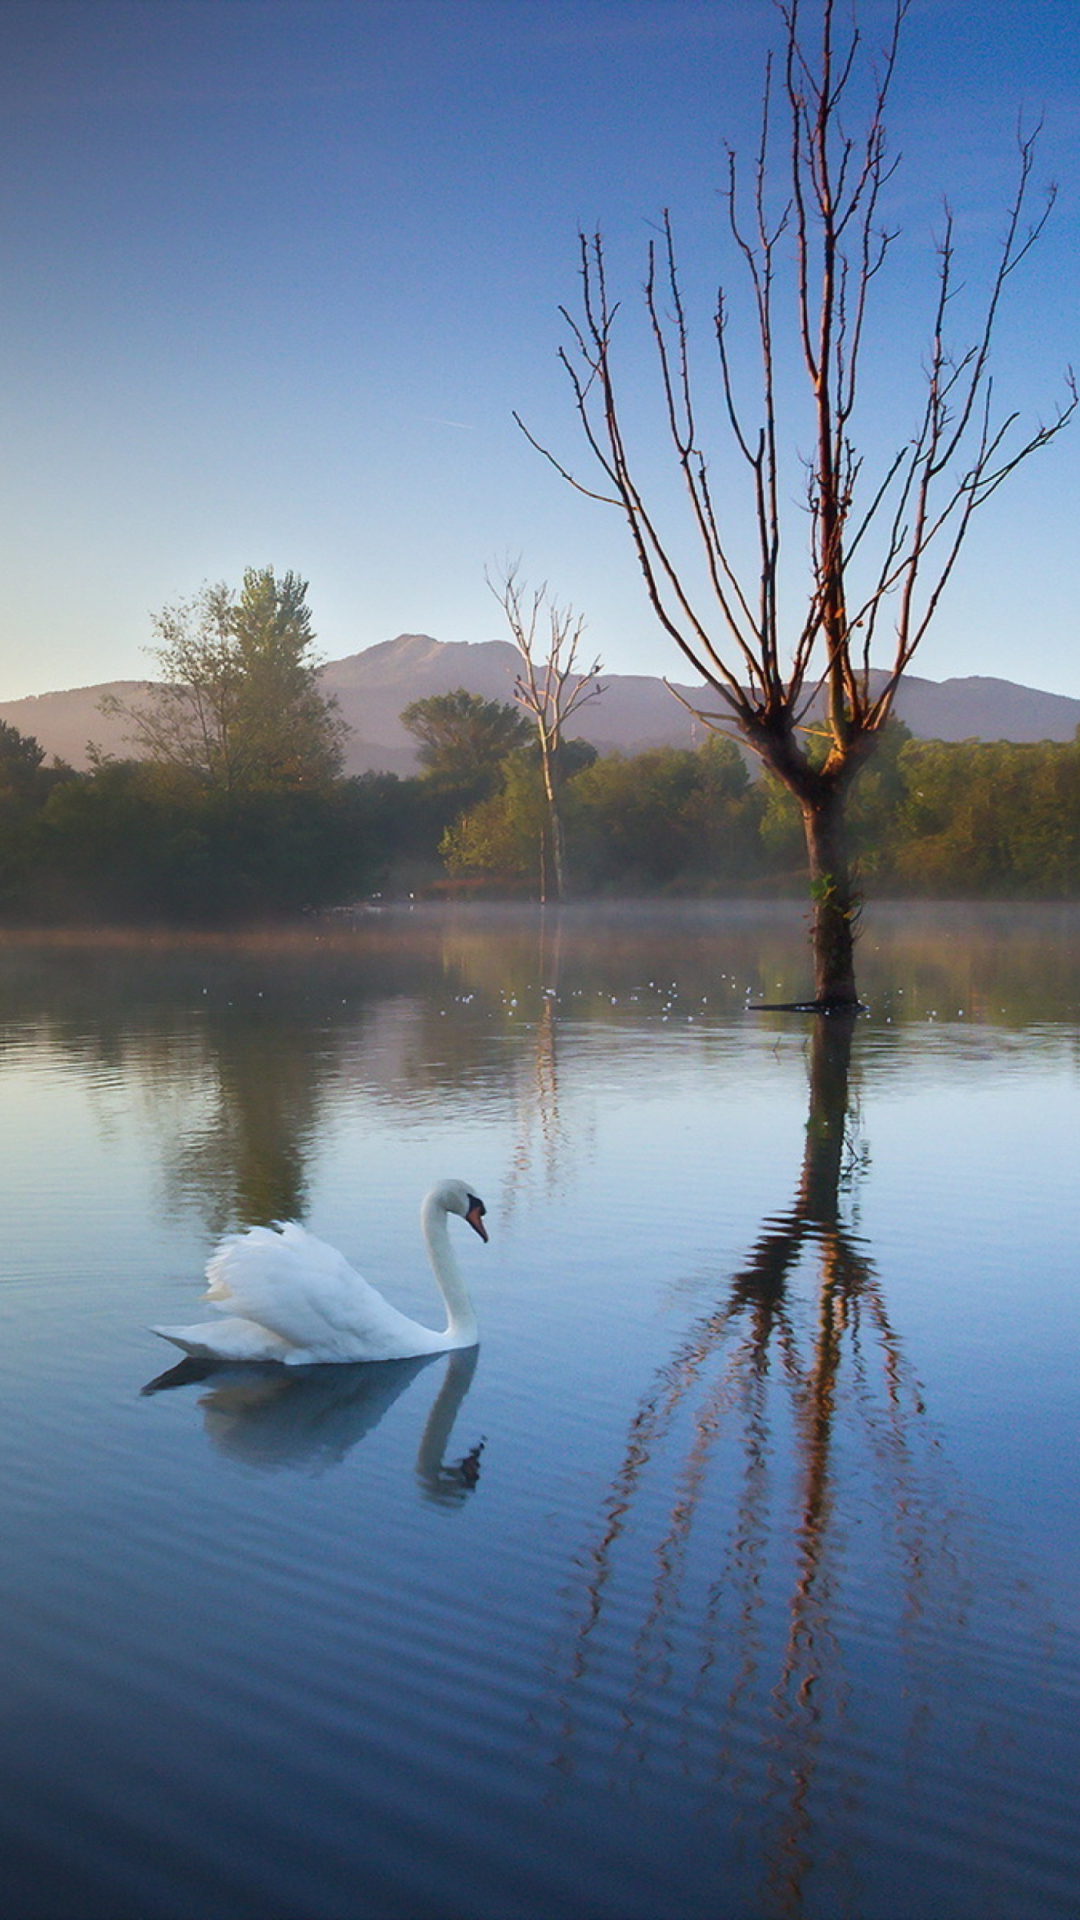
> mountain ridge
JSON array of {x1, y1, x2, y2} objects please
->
[{"x1": 3, "y1": 633, "x2": 1078, "y2": 776}]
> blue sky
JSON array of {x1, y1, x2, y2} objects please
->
[{"x1": 1, "y1": 0, "x2": 1076, "y2": 702}]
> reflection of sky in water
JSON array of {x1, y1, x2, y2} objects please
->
[{"x1": 0, "y1": 912, "x2": 1077, "y2": 1920}]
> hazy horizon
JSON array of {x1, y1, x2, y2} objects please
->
[{"x1": 5, "y1": 625, "x2": 1080, "y2": 704}]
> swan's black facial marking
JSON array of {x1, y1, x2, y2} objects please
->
[{"x1": 465, "y1": 1195, "x2": 488, "y2": 1242}]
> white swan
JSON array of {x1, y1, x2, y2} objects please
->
[{"x1": 152, "y1": 1179, "x2": 488, "y2": 1365}]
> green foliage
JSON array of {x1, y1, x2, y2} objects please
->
[
  {"x1": 844, "y1": 719, "x2": 913, "y2": 876},
  {"x1": 572, "y1": 749, "x2": 689, "y2": 887},
  {"x1": 893, "y1": 735, "x2": 1080, "y2": 895},
  {"x1": 1, "y1": 701, "x2": 1078, "y2": 922},
  {"x1": 442, "y1": 735, "x2": 763, "y2": 895},
  {"x1": 227, "y1": 566, "x2": 347, "y2": 788},
  {"x1": 436, "y1": 724, "x2": 1080, "y2": 902},
  {"x1": 570, "y1": 738, "x2": 761, "y2": 891},
  {"x1": 0, "y1": 720, "x2": 46, "y2": 799},
  {"x1": 0, "y1": 723, "x2": 75, "y2": 907},
  {"x1": 442, "y1": 756, "x2": 547, "y2": 885},
  {"x1": 0, "y1": 759, "x2": 387, "y2": 924},
  {"x1": 400, "y1": 689, "x2": 530, "y2": 798},
  {"x1": 757, "y1": 775, "x2": 805, "y2": 869},
  {"x1": 105, "y1": 566, "x2": 346, "y2": 793},
  {"x1": 555, "y1": 737, "x2": 599, "y2": 780}
]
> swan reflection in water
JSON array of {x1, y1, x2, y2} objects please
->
[{"x1": 143, "y1": 1345, "x2": 484, "y2": 1505}]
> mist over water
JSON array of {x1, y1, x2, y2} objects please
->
[{"x1": 0, "y1": 903, "x2": 1077, "y2": 1919}]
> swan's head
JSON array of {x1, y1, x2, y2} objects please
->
[{"x1": 436, "y1": 1179, "x2": 489, "y2": 1242}]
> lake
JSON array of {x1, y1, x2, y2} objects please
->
[{"x1": 0, "y1": 903, "x2": 1077, "y2": 1920}]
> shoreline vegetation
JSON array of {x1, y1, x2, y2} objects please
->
[{"x1": 1, "y1": 716, "x2": 1078, "y2": 928}]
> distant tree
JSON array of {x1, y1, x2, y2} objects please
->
[
  {"x1": 0, "y1": 722, "x2": 45, "y2": 907},
  {"x1": 572, "y1": 738, "x2": 762, "y2": 890},
  {"x1": 0, "y1": 720, "x2": 76, "y2": 911},
  {"x1": 228, "y1": 566, "x2": 347, "y2": 786},
  {"x1": 31, "y1": 758, "x2": 377, "y2": 924},
  {"x1": 400, "y1": 688, "x2": 531, "y2": 794},
  {"x1": 104, "y1": 567, "x2": 346, "y2": 792},
  {"x1": 489, "y1": 563, "x2": 602, "y2": 901},
  {"x1": 892, "y1": 735, "x2": 1080, "y2": 896},
  {"x1": 0, "y1": 720, "x2": 46, "y2": 798},
  {"x1": 444, "y1": 736, "x2": 762, "y2": 896},
  {"x1": 441, "y1": 754, "x2": 548, "y2": 890},
  {"x1": 521, "y1": 0, "x2": 1074, "y2": 1003},
  {"x1": 679, "y1": 734, "x2": 764, "y2": 883},
  {"x1": 573, "y1": 749, "x2": 705, "y2": 889}
]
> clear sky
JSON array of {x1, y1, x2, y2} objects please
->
[{"x1": 1, "y1": 0, "x2": 1076, "y2": 702}]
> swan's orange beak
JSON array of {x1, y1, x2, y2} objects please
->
[{"x1": 466, "y1": 1197, "x2": 488, "y2": 1242}]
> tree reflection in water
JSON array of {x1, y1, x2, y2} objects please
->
[
  {"x1": 551, "y1": 1014, "x2": 991, "y2": 1916},
  {"x1": 162, "y1": 988, "x2": 326, "y2": 1229},
  {"x1": 503, "y1": 912, "x2": 591, "y2": 1218}
]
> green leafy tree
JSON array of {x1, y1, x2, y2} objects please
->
[
  {"x1": 573, "y1": 738, "x2": 762, "y2": 890},
  {"x1": 445, "y1": 736, "x2": 762, "y2": 895},
  {"x1": 400, "y1": 689, "x2": 530, "y2": 795},
  {"x1": 228, "y1": 566, "x2": 347, "y2": 787},
  {"x1": 572, "y1": 750, "x2": 702, "y2": 888},
  {"x1": 32, "y1": 759, "x2": 378, "y2": 924},
  {"x1": 442, "y1": 755, "x2": 548, "y2": 888},
  {"x1": 0, "y1": 720, "x2": 46, "y2": 801},
  {"x1": 104, "y1": 567, "x2": 346, "y2": 792},
  {"x1": 893, "y1": 736, "x2": 1080, "y2": 896},
  {"x1": 1011, "y1": 736, "x2": 1080, "y2": 894},
  {"x1": 0, "y1": 721, "x2": 75, "y2": 911},
  {"x1": 679, "y1": 736, "x2": 765, "y2": 884}
]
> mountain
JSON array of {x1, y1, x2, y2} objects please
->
[
  {"x1": 319, "y1": 635, "x2": 727, "y2": 774},
  {"x1": 0, "y1": 679, "x2": 154, "y2": 772},
  {"x1": 2, "y1": 634, "x2": 1078, "y2": 775}
]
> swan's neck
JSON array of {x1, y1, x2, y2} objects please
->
[
  {"x1": 421, "y1": 1193, "x2": 479, "y2": 1348},
  {"x1": 415, "y1": 1346, "x2": 479, "y2": 1493}
]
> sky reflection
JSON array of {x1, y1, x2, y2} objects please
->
[{"x1": 0, "y1": 909, "x2": 1077, "y2": 1919}]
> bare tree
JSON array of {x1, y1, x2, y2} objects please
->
[
  {"x1": 518, "y1": 0, "x2": 1074, "y2": 1004},
  {"x1": 488, "y1": 564, "x2": 603, "y2": 902}
]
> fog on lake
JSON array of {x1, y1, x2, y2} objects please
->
[{"x1": 0, "y1": 903, "x2": 1077, "y2": 1920}]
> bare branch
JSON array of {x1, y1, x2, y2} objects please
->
[
  {"x1": 522, "y1": 0, "x2": 1072, "y2": 998},
  {"x1": 487, "y1": 562, "x2": 604, "y2": 901}
]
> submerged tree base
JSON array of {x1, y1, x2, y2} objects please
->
[{"x1": 749, "y1": 998, "x2": 865, "y2": 1014}]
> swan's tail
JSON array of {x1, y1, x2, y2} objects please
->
[{"x1": 151, "y1": 1317, "x2": 295, "y2": 1362}]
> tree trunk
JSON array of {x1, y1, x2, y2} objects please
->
[
  {"x1": 539, "y1": 747, "x2": 568, "y2": 902},
  {"x1": 799, "y1": 1010, "x2": 856, "y2": 1222},
  {"x1": 801, "y1": 787, "x2": 860, "y2": 1009}
]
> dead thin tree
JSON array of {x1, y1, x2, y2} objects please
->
[
  {"x1": 518, "y1": 0, "x2": 1074, "y2": 1004},
  {"x1": 489, "y1": 564, "x2": 602, "y2": 902}
]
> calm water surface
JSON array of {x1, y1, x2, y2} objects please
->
[{"x1": 0, "y1": 904, "x2": 1077, "y2": 1919}]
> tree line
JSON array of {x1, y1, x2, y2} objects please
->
[
  {"x1": 1, "y1": 637, "x2": 1077, "y2": 921},
  {"x1": 0, "y1": 565, "x2": 370, "y2": 923},
  {"x1": 2, "y1": 3, "x2": 1067, "y2": 999},
  {"x1": 435, "y1": 716, "x2": 1080, "y2": 901}
]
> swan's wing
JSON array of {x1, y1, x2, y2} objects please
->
[{"x1": 203, "y1": 1222, "x2": 428, "y2": 1358}]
